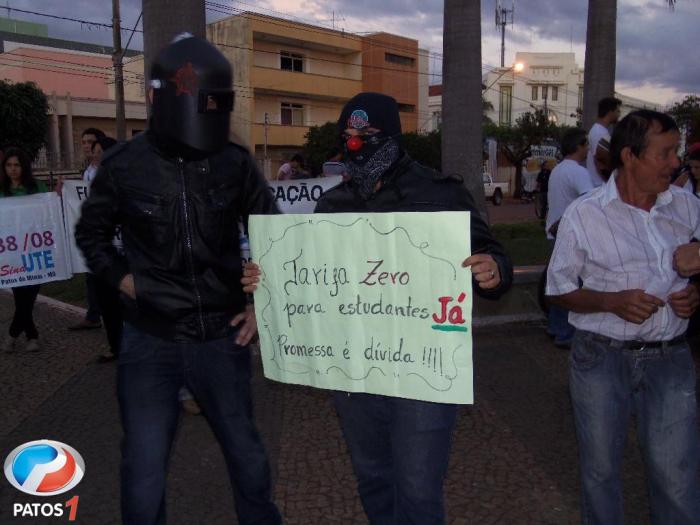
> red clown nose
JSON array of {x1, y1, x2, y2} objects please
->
[{"x1": 346, "y1": 135, "x2": 363, "y2": 152}]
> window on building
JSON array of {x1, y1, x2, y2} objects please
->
[
  {"x1": 432, "y1": 111, "x2": 442, "y2": 130},
  {"x1": 385, "y1": 53, "x2": 415, "y2": 67},
  {"x1": 280, "y1": 51, "x2": 304, "y2": 72},
  {"x1": 499, "y1": 86, "x2": 512, "y2": 125},
  {"x1": 281, "y1": 102, "x2": 304, "y2": 126},
  {"x1": 397, "y1": 104, "x2": 415, "y2": 113},
  {"x1": 542, "y1": 85, "x2": 548, "y2": 100},
  {"x1": 578, "y1": 86, "x2": 584, "y2": 111},
  {"x1": 531, "y1": 85, "x2": 538, "y2": 101},
  {"x1": 551, "y1": 86, "x2": 558, "y2": 102}
]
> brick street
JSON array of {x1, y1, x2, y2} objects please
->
[{"x1": 1, "y1": 293, "x2": 698, "y2": 524}]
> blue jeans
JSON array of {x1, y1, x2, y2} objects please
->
[
  {"x1": 548, "y1": 303, "x2": 575, "y2": 342},
  {"x1": 118, "y1": 323, "x2": 280, "y2": 525},
  {"x1": 569, "y1": 330, "x2": 700, "y2": 525},
  {"x1": 333, "y1": 392, "x2": 457, "y2": 525}
]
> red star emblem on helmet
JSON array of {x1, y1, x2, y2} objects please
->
[{"x1": 170, "y1": 62, "x2": 198, "y2": 96}]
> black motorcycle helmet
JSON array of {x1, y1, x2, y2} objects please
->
[{"x1": 150, "y1": 34, "x2": 234, "y2": 154}]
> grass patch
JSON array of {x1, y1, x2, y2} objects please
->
[
  {"x1": 40, "y1": 274, "x2": 88, "y2": 308},
  {"x1": 491, "y1": 219, "x2": 551, "y2": 266}
]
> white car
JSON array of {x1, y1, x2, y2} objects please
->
[{"x1": 482, "y1": 173, "x2": 509, "y2": 205}]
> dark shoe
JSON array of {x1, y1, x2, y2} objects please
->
[
  {"x1": 97, "y1": 351, "x2": 117, "y2": 363},
  {"x1": 2, "y1": 335, "x2": 19, "y2": 353},
  {"x1": 181, "y1": 399, "x2": 202, "y2": 415},
  {"x1": 68, "y1": 319, "x2": 102, "y2": 330},
  {"x1": 554, "y1": 337, "x2": 572, "y2": 349}
]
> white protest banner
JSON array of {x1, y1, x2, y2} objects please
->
[
  {"x1": 62, "y1": 180, "x2": 122, "y2": 273},
  {"x1": 0, "y1": 193, "x2": 72, "y2": 288},
  {"x1": 267, "y1": 176, "x2": 342, "y2": 213},
  {"x1": 250, "y1": 211, "x2": 474, "y2": 404}
]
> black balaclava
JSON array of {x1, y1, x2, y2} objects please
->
[
  {"x1": 150, "y1": 34, "x2": 234, "y2": 157},
  {"x1": 338, "y1": 92, "x2": 402, "y2": 199}
]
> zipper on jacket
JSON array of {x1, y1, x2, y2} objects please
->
[{"x1": 178, "y1": 157, "x2": 207, "y2": 340}]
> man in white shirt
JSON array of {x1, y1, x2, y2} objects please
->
[
  {"x1": 69, "y1": 128, "x2": 106, "y2": 330},
  {"x1": 547, "y1": 110, "x2": 700, "y2": 524},
  {"x1": 545, "y1": 128, "x2": 593, "y2": 347},
  {"x1": 586, "y1": 97, "x2": 621, "y2": 188}
]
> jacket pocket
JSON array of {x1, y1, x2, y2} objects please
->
[{"x1": 121, "y1": 187, "x2": 171, "y2": 246}]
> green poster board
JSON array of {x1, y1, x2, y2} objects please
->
[{"x1": 249, "y1": 211, "x2": 474, "y2": 404}]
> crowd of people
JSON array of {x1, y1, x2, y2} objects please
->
[{"x1": 1, "y1": 33, "x2": 699, "y2": 525}]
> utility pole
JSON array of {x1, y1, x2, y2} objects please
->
[
  {"x1": 495, "y1": 1, "x2": 515, "y2": 67},
  {"x1": 112, "y1": 0, "x2": 126, "y2": 140}
]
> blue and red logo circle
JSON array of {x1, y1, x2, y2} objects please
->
[
  {"x1": 348, "y1": 109, "x2": 370, "y2": 130},
  {"x1": 4, "y1": 440, "x2": 85, "y2": 496}
]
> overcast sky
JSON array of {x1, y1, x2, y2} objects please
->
[{"x1": 2, "y1": 0, "x2": 697, "y2": 105}]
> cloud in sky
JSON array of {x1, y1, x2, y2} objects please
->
[{"x1": 1, "y1": 0, "x2": 696, "y2": 104}]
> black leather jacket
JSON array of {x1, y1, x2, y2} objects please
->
[
  {"x1": 75, "y1": 132, "x2": 277, "y2": 342},
  {"x1": 316, "y1": 154, "x2": 513, "y2": 300}
]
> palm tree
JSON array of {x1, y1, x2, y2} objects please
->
[
  {"x1": 582, "y1": 0, "x2": 677, "y2": 129},
  {"x1": 441, "y1": 0, "x2": 488, "y2": 219},
  {"x1": 142, "y1": 0, "x2": 206, "y2": 109}
]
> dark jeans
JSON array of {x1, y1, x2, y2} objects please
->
[
  {"x1": 9, "y1": 285, "x2": 40, "y2": 339},
  {"x1": 333, "y1": 392, "x2": 457, "y2": 525},
  {"x1": 118, "y1": 323, "x2": 280, "y2": 525},
  {"x1": 94, "y1": 277, "x2": 123, "y2": 355},
  {"x1": 85, "y1": 272, "x2": 102, "y2": 322},
  {"x1": 570, "y1": 330, "x2": 700, "y2": 525}
]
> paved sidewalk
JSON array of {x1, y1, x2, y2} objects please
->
[{"x1": 1, "y1": 293, "x2": 698, "y2": 524}]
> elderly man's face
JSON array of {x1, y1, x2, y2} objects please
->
[{"x1": 629, "y1": 126, "x2": 680, "y2": 194}]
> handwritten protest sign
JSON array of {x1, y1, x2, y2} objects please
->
[
  {"x1": 267, "y1": 176, "x2": 342, "y2": 213},
  {"x1": 250, "y1": 212, "x2": 474, "y2": 404},
  {"x1": 61, "y1": 180, "x2": 123, "y2": 273},
  {"x1": 0, "y1": 193, "x2": 72, "y2": 289}
]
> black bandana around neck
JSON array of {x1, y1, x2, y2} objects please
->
[{"x1": 346, "y1": 137, "x2": 401, "y2": 199}]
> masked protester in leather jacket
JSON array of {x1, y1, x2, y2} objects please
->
[
  {"x1": 75, "y1": 35, "x2": 281, "y2": 525},
  {"x1": 318, "y1": 92, "x2": 513, "y2": 524}
]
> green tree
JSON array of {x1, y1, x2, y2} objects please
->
[
  {"x1": 669, "y1": 95, "x2": 700, "y2": 143},
  {"x1": 0, "y1": 80, "x2": 49, "y2": 160},
  {"x1": 401, "y1": 130, "x2": 441, "y2": 171},
  {"x1": 484, "y1": 109, "x2": 558, "y2": 198},
  {"x1": 302, "y1": 122, "x2": 339, "y2": 176}
]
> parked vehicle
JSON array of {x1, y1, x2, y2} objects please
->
[{"x1": 482, "y1": 173, "x2": 509, "y2": 205}]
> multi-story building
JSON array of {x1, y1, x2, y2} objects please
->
[
  {"x1": 208, "y1": 13, "x2": 427, "y2": 176},
  {"x1": 0, "y1": 17, "x2": 145, "y2": 170},
  {"x1": 429, "y1": 52, "x2": 662, "y2": 131}
]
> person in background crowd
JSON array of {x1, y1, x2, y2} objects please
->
[
  {"x1": 89, "y1": 136, "x2": 124, "y2": 363},
  {"x1": 593, "y1": 133, "x2": 613, "y2": 183},
  {"x1": 69, "y1": 127, "x2": 107, "y2": 331},
  {"x1": 545, "y1": 128, "x2": 593, "y2": 348},
  {"x1": 586, "y1": 97, "x2": 621, "y2": 188},
  {"x1": 75, "y1": 35, "x2": 280, "y2": 525},
  {"x1": 547, "y1": 110, "x2": 700, "y2": 524},
  {"x1": 0, "y1": 147, "x2": 48, "y2": 352},
  {"x1": 243, "y1": 92, "x2": 513, "y2": 525},
  {"x1": 277, "y1": 153, "x2": 307, "y2": 180},
  {"x1": 521, "y1": 159, "x2": 538, "y2": 202},
  {"x1": 672, "y1": 141, "x2": 700, "y2": 195}
]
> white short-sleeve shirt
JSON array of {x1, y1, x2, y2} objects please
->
[
  {"x1": 546, "y1": 159, "x2": 594, "y2": 239},
  {"x1": 547, "y1": 173, "x2": 700, "y2": 341},
  {"x1": 586, "y1": 122, "x2": 609, "y2": 188}
]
